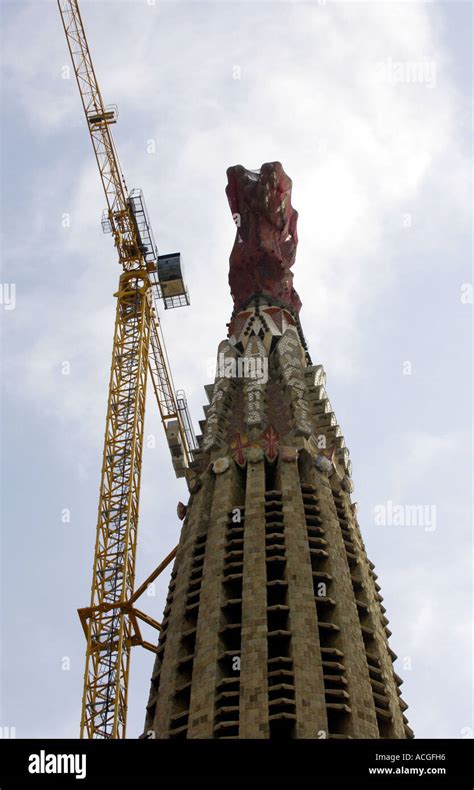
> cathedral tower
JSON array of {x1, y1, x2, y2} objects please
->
[{"x1": 143, "y1": 162, "x2": 413, "y2": 740}]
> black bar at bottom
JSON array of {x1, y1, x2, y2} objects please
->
[{"x1": 0, "y1": 738, "x2": 472, "y2": 788}]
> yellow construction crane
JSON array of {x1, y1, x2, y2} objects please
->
[{"x1": 58, "y1": 0, "x2": 196, "y2": 739}]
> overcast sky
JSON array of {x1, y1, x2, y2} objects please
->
[{"x1": 0, "y1": 0, "x2": 472, "y2": 740}]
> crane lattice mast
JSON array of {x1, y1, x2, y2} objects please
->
[{"x1": 58, "y1": 0, "x2": 195, "y2": 739}]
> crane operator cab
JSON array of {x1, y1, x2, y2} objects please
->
[{"x1": 156, "y1": 253, "x2": 190, "y2": 309}]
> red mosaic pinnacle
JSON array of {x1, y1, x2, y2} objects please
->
[{"x1": 226, "y1": 162, "x2": 302, "y2": 314}]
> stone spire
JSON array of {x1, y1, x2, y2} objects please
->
[{"x1": 142, "y1": 163, "x2": 413, "y2": 740}]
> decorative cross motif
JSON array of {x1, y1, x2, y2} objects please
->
[
  {"x1": 230, "y1": 432, "x2": 250, "y2": 466},
  {"x1": 261, "y1": 426, "x2": 280, "y2": 461}
]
